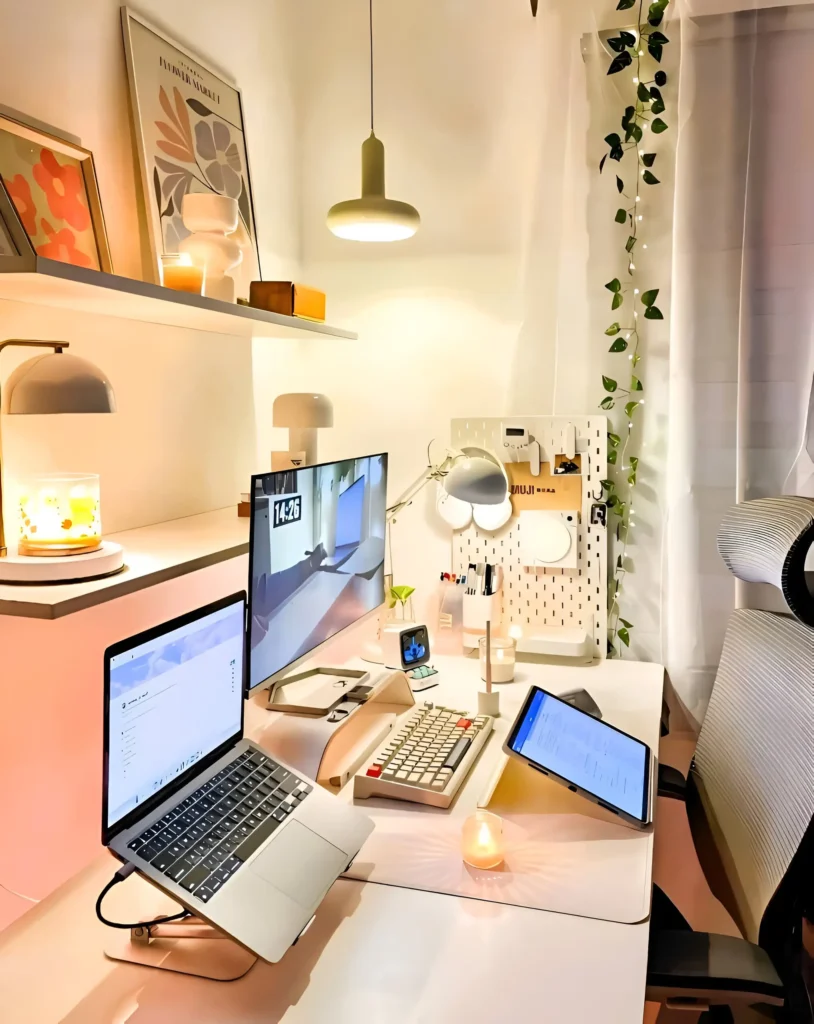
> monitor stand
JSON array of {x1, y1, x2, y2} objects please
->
[
  {"x1": 266, "y1": 666, "x2": 370, "y2": 716},
  {"x1": 104, "y1": 917, "x2": 258, "y2": 981}
]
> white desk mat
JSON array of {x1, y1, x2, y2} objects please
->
[{"x1": 342, "y1": 744, "x2": 653, "y2": 925}]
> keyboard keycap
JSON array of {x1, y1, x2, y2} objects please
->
[
  {"x1": 442, "y1": 737, "x2": 472, "y2": 771},
  {"x1": 150, "y1": 848, "x2": 178, "y2": 872},
  {"x1": 179, "y1": 864, "x2": 210, "y2": 892}
]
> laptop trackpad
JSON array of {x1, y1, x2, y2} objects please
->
[{"x1": 249, "y1": 821, "x2": 347, "y2": 909}]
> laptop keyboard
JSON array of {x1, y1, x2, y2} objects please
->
[{"x1": 126, "y1": 749, "x2": 312, "y2": 903}]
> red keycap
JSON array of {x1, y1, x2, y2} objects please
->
[
  {"x1": 366, "y1": 765, "x2": 382, "y2": 778},
  {"x1": 456, "y1": 719, "x2": 473, "y2": 730}
]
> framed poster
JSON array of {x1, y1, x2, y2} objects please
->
[
  {"x1": 121, "y1": 7, "x2": 261, "y2": 295},
  {"x1": 0, "y1": 114, "x2": 111, "y2": 271}
]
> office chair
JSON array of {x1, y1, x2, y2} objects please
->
[{"x1": 647, "y1": 606, "x2": 813, "y2": 1022}]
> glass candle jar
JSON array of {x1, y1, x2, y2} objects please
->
[
  {"x1": 18, "y1": 473, "x2": 102, "y2": 556},
  {"x1": 461, "y1": 810, "x2": 505, "y2": 870},
  {"x1": 160, "y1": 253, "x2": 205, "y2": 295},
  {"x1": 479, "y1": 636, "x2": 516, "y2": 683}
]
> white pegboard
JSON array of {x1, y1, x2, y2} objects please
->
[{"x1": 451, "y1": 417, "x2": 608, "y2": 659}]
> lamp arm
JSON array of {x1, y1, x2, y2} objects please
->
[
  {"x1": 386, "y1": 452, "x2": 456, "y2": 523},
  {"x1": 0, "y1": 340, "x2": 69, "y2": 356}
]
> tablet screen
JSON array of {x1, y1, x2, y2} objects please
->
[{"x1": 508, "y1": 688, "x2": 649, "y2": 821}]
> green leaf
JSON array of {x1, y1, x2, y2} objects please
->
[
  {"x1": 652, "y1": 117, "x2": 669, "y2": 133},
  {"x1": 613, "y1": 501, "x2": 627, "y2": 518},
  {"x1": 615, "y1": 208, "x2": 627, "y2": 224},
  {"x1": 609, "y1": 328, "x2": 627, "y2": 346},
  {"x1": 629, "y1": 457, "x2": 639, "y2": 471},
  {"x1": 619, "y1": 618, "x2": 634, "y2": 629},
  {"x1": 390, "y1": 585, "x2": 415, "y2": 604},
  {"x1": 617, "y1": 554, "x2": 624, "y2": 570},
  {"x1": 611, "y1": 292, "x2": 623, "y2": 310},
  {"x1": 628, "y1": 470, "x2": 637, "y2": 486},
  {"x1": 637, "y1": 82, "x2": 652, "y2": 103},
  {"x1": 616, "y1": 0, "x2": 636, "y2": 8},
  {"x1": 624, "y1": 401, "x2": 640, "y2": 417},
  {"x1": 605, "y1": 278, "x2": 622, "y2": 293},
  {"x1": 644, "y1": 304, "x2": 664, "y2": 319},
  {"x1": 649, "y1": 30, "x2": 670, "y2": 44},
  {"x1": 599, "y1": 154, "x2": 608, "y2": 174},
  {"x1": 605, "y1": 323, "x2": 621, "y2": 336},
  {"x1": 616, "y1": 175, "x2": 624, "y2": 194},
  {"x1": 625, "y1": 235, "x2": 637, "y2": 253},
  {"x1": 604, "y1": 133, "x2": 621, "y2": 149},
  {"x1": 642, "y1": 170, "x2": 660, "y2": 185},
  {"x1": 648, "y1": 41, "x2": 663, "y2": 62},
  {"x1": 630, "y1": 123, "x2": 643, "y2": 144},
  {"x1": 607, "y1": 450, "x2": 618, "y2": 466},
  {"x1": 607, "y1": 35, "x2": 628, "y2": 53},
  {"x1": 632, "y1": 352, "x2": 642, "y2": 367},
  {"x1": 642, "y1": 153, "x2": 657, "y2": 168},
  {"x1": 607, "y1": 433, "x2": 621, "y2": 448},
  {"x1": 654, "y1": 70, "x2": 668, "y2": 87},
  {"x1": 602, "y1": 375, "x2": 618, "y2": 392},
  {"x1": 651, "y1": 97, "x2": 665, "y2": 116},
  {"x1": 648, "y1": 1, "x2": 666, "y2": 26},
  {"x1": 608, "y1": 50, "x2": 633, "y2": 75},
  {"x1": 600, "y1": 478, "x2": 614, "y2": 490},
  {"x1": 617, "y1": 627, "x2": 631, "y2": 647},
  {"x1": 632, "y1": 375, "x2": 643, "y2": 391},
  {"x1": 641, "y1": 288, "x2": 659, "y2": 306},
  {"x1": 619, "y1": 30, "x2": 637, "y2": 48},
  {"x1": 621, "y1": 106, "x2": 636, "y2": 130},
  {"x1": 600, "y1": 396, "x2": 615, "y2": 410}
]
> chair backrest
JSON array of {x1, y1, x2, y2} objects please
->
[{"x1": 689, "y1": 608, "x2": 813, "y2": 947}]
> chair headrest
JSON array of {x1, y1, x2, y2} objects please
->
[{"x1": 717, "y1": 496, "x2": 814, "y2": 627}]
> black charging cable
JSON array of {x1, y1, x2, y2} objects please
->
[{"x1": 95, "y1": 862, "x2": 191, "y2": 930}]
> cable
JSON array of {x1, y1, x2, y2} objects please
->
[
  {"x1": 0, "y1": 880, "x2": 40, "y2": 904},
  {"x1": 369, "y1": 0, "x2": 374, "y2": 132},
  {"x1": 95, "y1": 863, "x2": 191, "y2": 930}
]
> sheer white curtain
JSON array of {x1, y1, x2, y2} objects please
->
[{"x1": 667, "y1": 2, "x2": 814, "y2": 725}]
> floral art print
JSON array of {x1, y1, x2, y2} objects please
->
[{"x1": 123, "y1": 11, "x2": 260, "y2": 293}]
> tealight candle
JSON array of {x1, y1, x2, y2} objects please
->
[
  {"x1": 160, "y1": 253, "x2": 205, "y2": 294},
  {"x1": 461, "y1": 810, "x2": 505, "y2": 870}
]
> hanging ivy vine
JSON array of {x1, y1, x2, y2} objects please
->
[{"x1": 598, "y1": 0, "x2": 671, "y2": 656}]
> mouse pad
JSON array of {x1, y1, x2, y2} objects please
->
[{"x1": 342, "y1": 748, "x2": 653, "y2": 925}]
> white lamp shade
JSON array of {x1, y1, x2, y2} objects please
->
[
  {"x1": 272, "y1": 393, "x2": 334, "y2": 429},
  {"x1": 2, "y1": 352, "x2": 116, "y2": 414},
  {"x1": 445, "y1": 456, "x2": 507, "y2": 506}
]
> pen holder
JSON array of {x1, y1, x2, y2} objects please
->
[{"x1": 462, "y1": 591, "x2": 502, "y2": 651}]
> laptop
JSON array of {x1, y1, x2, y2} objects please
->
[{"x1": 102, "y1": 592, "x2": 374, "y2": 963}]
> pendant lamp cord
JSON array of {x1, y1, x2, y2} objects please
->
[{"x1": 369, "y1": 0, "x2": 374, "y2": 132}]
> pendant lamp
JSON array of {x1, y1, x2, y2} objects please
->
[{"x1": 327, "y1": 0, "x2": 420, "y2": 242}]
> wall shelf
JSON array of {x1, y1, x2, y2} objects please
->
[
  {"x1": 0, "y1": 507, "x2": 249, "y2": 619},
  {"x1": 0, "y1": 256, "x2": 357, "y2": 340}
]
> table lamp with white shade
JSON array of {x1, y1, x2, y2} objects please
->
[
  {"x1": 272, "y1": 393, "x2": 334, "y2": 467},
  {"x1": 0, "y1": 339, "x2": 123, "y2": 584}
]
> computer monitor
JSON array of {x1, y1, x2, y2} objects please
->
[
  {"x1": 102, "y1": 593, "x2": 246, "y2": 845},
  {"x1": 247, "y1": 453, "x2": 388, "y2": 696}
]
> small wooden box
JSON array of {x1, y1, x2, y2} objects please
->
[{"x1": 249, "y1": 282, "x2": 326, "y2": 322}]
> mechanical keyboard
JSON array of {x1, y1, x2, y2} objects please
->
[
  {"x1": 353, "y1": 703, "x2": 494, "y2": 808},
  {"x1": 126, "y1": 748, "x2": 312, "y2": 903}
]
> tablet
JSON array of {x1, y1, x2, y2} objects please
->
[{"x1": 503, "y1": 685, "x2": 654, "y2": 828}]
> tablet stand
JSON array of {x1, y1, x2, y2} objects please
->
[{"x1": 104, "y1": 917, "x2": 258, "y2": 981}]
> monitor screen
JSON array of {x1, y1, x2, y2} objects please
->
[
  {"x1": 248, "y1": 454, "x2": 388, "y2": 692},
  {"x1": 105, "y1": 598, "x2": 245, "y2": 832}
]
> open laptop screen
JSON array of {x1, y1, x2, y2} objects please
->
[{"x1": 103, "y1": 594, "x2": 245, "y2": 842}]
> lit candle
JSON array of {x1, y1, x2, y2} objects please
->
[
  {"x1": 160, "y1": 253, "x2": 205, "y2": 294},
  {"x1": 18, "y1": 473, "x2": 102, "y2": 555},
  {"x1": 462, "y1": 811, "x2": 504, "y2": 870}
]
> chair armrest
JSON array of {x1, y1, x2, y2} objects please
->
[
  {"x1": 658, "y1": 764, "x2": 687, "y2": 801},
  {"x1": 646, "y1": 930, "x2": 785, "y2": 1007}
]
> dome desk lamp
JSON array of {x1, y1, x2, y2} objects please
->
[{"x1": 0, "y1": 339, "x2": 122, "y2": 584}]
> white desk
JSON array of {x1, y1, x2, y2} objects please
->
[{"x1": 0, "y1": 655, "x2": 664, "y2": 1024}]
